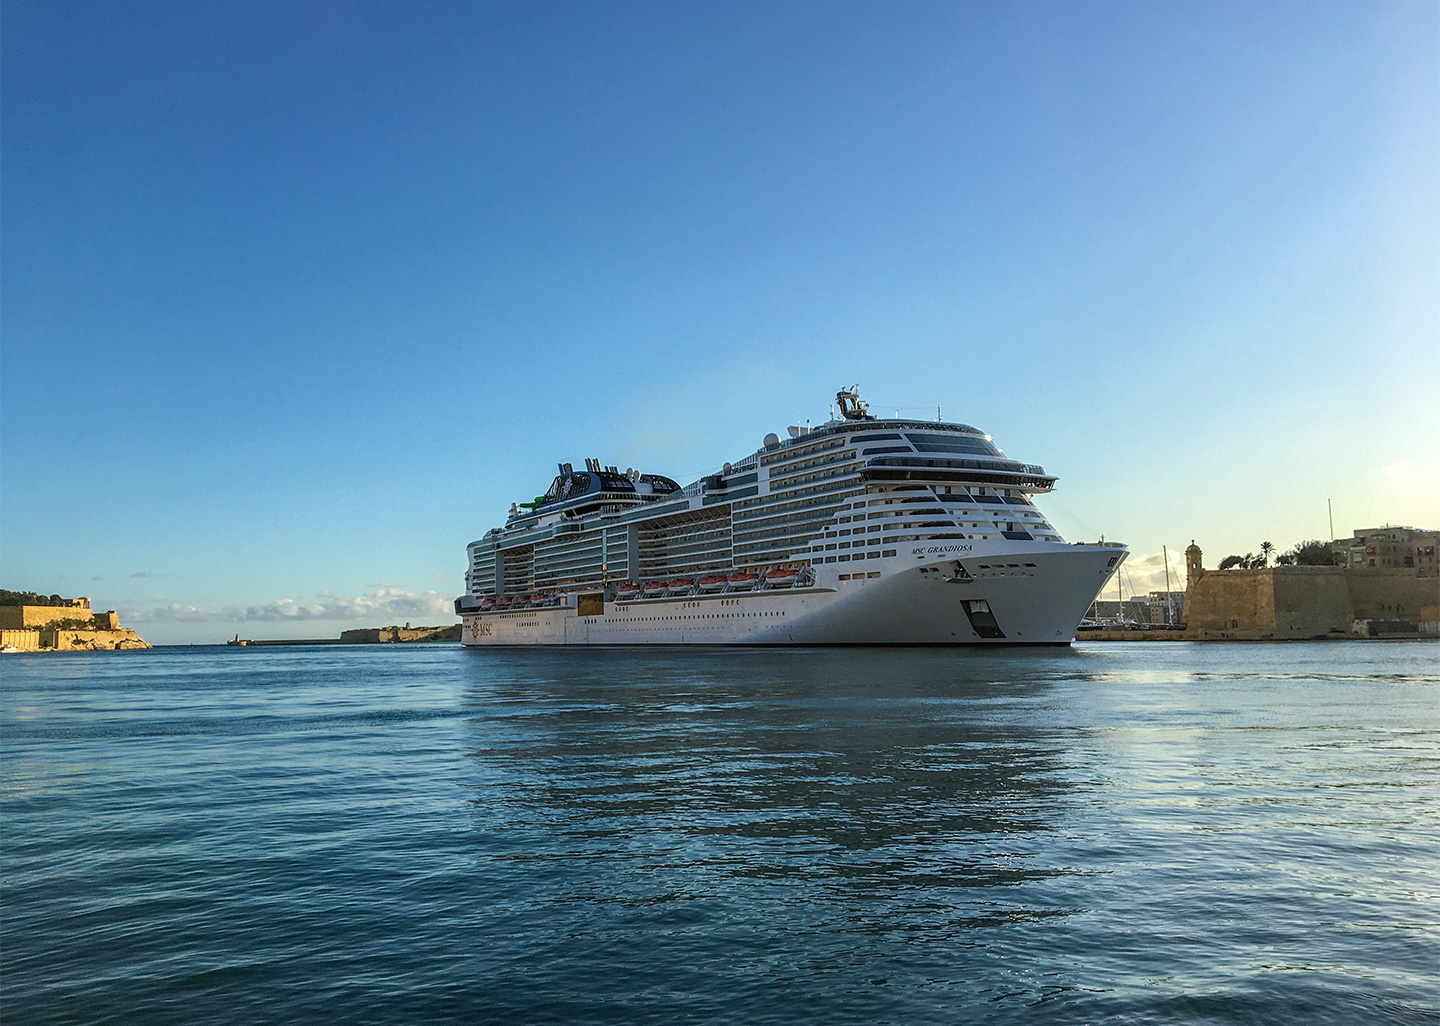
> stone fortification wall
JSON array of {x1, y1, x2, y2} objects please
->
[
  {"x1": 0, "y1": 599, "x2": 93, "y2": 630},
  {"x1": 1, "y1": 629, "x2": 43, "y2": 651},
  {"x1": 1183, "y1": 563, "x2": 1439, "y2": 640},
  {"x1": 1184, "y1": 569, "x2": 1277, "y2": 638},
  {"x1": 41, "y1": 628, "x2": 151, "y2": 651},
  {"x1": 339, "y1": 625, "x2": 458, "y2": 643},
  {"x1": 1346, "y1": 569, "x2": 1439, "y2": 623},
  {"x1": 1270, "y1": 567, "x2": 1354, "y2": 636}
]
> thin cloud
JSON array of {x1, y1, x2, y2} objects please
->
[
  {"x1": 125, "y1": 588, "x2": 456, "y2": 625},
  {"x1": 1114, "y1": 551, "x2": 1188, "y2": 597},
  {"x1": 131, "y1": 571, "x2": 154, "y2": 578}
]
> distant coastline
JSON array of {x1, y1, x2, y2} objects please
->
[{"x1": 227, "y1": 623, "x2": 460, "y2": 647}]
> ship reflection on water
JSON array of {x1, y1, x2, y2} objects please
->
[{"x1": 458, "y1": 648, "x2": 1089, "y2": 935}]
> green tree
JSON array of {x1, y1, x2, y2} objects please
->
[
  {"x1": 1286, "y1": 539, "x2": 1339, "y2": 566},
  {"x1": 1218, "y1": 555, "x2": 1244, "y2": 571},
  {"x1": 1260, "y1": 541, "x2": 1275, "y2": 567}
]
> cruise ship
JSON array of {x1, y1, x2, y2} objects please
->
[{"x1": 456, "y1": 388, "x2": 1126, "y2": 646}]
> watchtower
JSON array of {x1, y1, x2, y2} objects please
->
[{"x1": 1185, "y1": 541, "x2": 1204, "y2": 588}]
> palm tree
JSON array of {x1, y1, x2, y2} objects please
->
[{"x1": 1260, "y1": 541, "x2": 1274, "y2": 567}]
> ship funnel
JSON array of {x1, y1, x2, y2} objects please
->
[{"x1": 835, "y1": 385, "x2": 871, "y2": 421}]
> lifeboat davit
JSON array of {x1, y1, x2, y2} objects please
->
[
  {"x1": 697, "y1": 575, "x2": 728, "y2": 593},
  {"x1": 727, "y1": 572, "x2": 760, "y2": 590},
  {"x1": 763, "y1": 568, "x2": 799, "y2": 588}
]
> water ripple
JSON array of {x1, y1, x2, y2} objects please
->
[{"x1": 2, "y1": 643, "x2": 1438, "y2": 1025}]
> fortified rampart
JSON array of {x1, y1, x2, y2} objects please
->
[
  {"x1": 0, "y1": 599, "x2": 151, "y2": 650},
  {"x1": 338, "y1": 624, "x2": 460, "y2": 644},
  {"x1": 1182, "y1": 545, "x2": 1439, "y2": 640},
  {"x1": 39, "y1": 627, "x2": 151, "y2": 651},
  {"x1": 0, "y1": 597, "x2": 93, "y2": 630},
  {"x1": 1, "y1": 630, "x2": 43, "y2": 651}
]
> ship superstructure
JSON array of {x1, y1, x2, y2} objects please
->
[{"x1": 457, "y1": 388, "x2": 1125, "y2": 645}]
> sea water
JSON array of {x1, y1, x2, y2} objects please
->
[{"x1": 2, "y1": 642, "x2": 1437, "y2": 1025}]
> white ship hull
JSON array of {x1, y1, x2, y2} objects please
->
[
  {"x1": 461, "y1": 543, "x2": 1122, "y2": 646},
  {"x1": 458, "y1": 390, "x2": 1127, "y2": 648}
]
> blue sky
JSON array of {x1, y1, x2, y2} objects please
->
[{"x1": 3, "y1": 0, "x2": 1436, "y2": 644}]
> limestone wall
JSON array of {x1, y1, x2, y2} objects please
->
[
  {"x1": 1, "y1": 629, "x2": 42, "y2": 651},
  {"x1": 1183, "y1": 569, "x2": 1277, "y2": 638},
  {"x1": 339, "y1": 625, "x2": 457, "y2": 643},
  {"x1": 1346, "y1": 569, "x2": 1440, "y2": 622},
  {"x1": 1271, "y1": 567, "x2": 1353, "y2": 636},
  {"x1": 1182, "y1": 563, "x2": 1438, "y2": 639},
  {"x1": 0, "y1": 600, "x2": 93, "y2": 630},
  {"x1": 41, "y1": 628, "x2": 151, "y2": 651}
]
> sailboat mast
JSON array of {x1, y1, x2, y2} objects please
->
[{"x1": 1163, "y1": 545, "x2": 1173, "y2": 625}]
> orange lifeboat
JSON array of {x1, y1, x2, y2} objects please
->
[
  {"x1": 667, "y1": 578, "x2": 696, "y2": 595},
  {"x1": 697, "y1": 575, "x2": 728, "y2": 593},
  {"x1": 727, "y1": 572, "x2": 760, "y2": 591},
  {"x1": 642, "y1": 581, "x2": 668, "y2": 598},
  {"x1": 763, "y1": 568, "x2": 799, "y2": 588}
]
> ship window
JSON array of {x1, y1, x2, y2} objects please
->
[
  {"x1": 882, "y1": 550, "x2": 896, "y2": 557},
  {"x1": 862, "y1": 445, "x2": 913, "y2": 455},
  {"x1": 850, "y1": 432, "x2": 904, "y2": 442}
]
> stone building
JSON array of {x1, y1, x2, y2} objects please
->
[
  {"x1": 1087, "y1": 591, "x2": 1185, "y2": 626},
  {"x1": 1413, "y1": 531, "x2": 1439, "y2": 579},
  {"x1": 1346, "y1": 525, "x2": 1440, "y2": 575}
]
